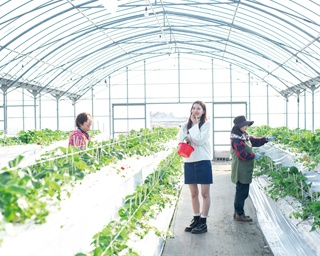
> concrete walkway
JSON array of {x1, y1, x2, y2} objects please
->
[{"x1": 161, "y1": 163, "x2": 274, "y2": 256}]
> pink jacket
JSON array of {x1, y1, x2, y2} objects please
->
[{"x1": 68, "y1": 129, "x2": 90, "y2": 148}]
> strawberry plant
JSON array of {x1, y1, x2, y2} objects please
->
[
  {"x1": 250, "y1": 125, "x2": 320, "y2": 231},
  {"x1": 0, "y1": 129, "x2": 101, "y2": 146},
  {"x1": 249, "y1": 125, "x2": 320, "y2": 169},
  {"x1": 0, "y1": 127, "x2": 178, "y2": 228},
  {"x1": 87, "y1": 151, "x2": 183, "y2": 256}
]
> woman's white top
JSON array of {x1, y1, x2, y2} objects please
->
[{"x1": 178, "y1": 121, "x2": 211, "y2": 163}]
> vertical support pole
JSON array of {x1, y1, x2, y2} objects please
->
[
  {"x1": 304, "y1": 89, "x2": 306, "y2": 129},
  {"x1": 31, "y1": 90, "x2": 38, "y2": 130},
  {"x1": 211, "y1": 58, "x2": 215, "y2": 160},
  {"x1": 126, "y1": 66, "x2": 129, "y2": 133},
  {"x1": 266, "y1": 83, "x2": 269, "y2": 125},
  {"x1": 56, "y1": 95, "x2": 60, "y2": 130},
  {"x1": 144, "y1": 60, "x2": 147, "y2": 128},
  {"x1": 21, "y1": 65, "x2": 25, "y2": 132},
  {"x1": 311, "y1": 85, "x2": 315, "y2": 132},
  {"x1": 22, "y1": 88, "x2": 25, "y2": 131},
  {"x1": 248, "y1": 73, "x2": 251, "y2": 120},
  {"x1": 1, "y1": 85, "x2": 8, "y2": 136},
  {"x1": 230, "y1": 64, "x2": 232, "y2": 125},
  {"x1": 285, "y1": 94, "x2": 289, "y2": 128},
  {"x1": 39, "y1": 93, "x2": 42, "y2": 130},
  {"x1": 112, "y1": 104, "x2": 115, "y2": 139},
  {"x1": 296, "y1": 90, "x2": 300, "y2": 129},
  {"x1": 72, "y1": 98, "x2": 76, "y2": 129},
  {"x1": 108, "y1": 76, "x2": 112, "y2": 138},
  {"x1": 178, "y1": 53, "x2": 181, "y2": 102},
  {"x1": 91, "y1": 87, "x2": 94, "y2": 130}
]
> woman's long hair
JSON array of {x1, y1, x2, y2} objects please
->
[{"x1": 187, "y1": 100, "x2": 208, "y2": 130}]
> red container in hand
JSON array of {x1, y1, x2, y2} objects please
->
[{"x1": 177, "y1": 142, "x2": 194, "y2": 158}]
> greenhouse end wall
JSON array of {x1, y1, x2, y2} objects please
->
[{"x1": 1, "y1": 57, "x2": 319, "y2": 135}]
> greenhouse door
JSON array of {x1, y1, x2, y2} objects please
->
[
  {"x1": 212, "y1": 101, "x2": 247, "y2": 161},
  {"x1": 112, "y1": 103, "x2": 147, "y2": 137}
]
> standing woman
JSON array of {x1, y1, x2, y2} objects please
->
[
  {"x1": 178, "y1": 100, "x2": 212, "y2": 234},
  {"x1": 230, "y1": 115, "x2": 273, "y2": 221}
]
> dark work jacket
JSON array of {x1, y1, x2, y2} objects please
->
[
  {"x1": 230, "y1": 130, "x2": 268, "y2": 184},
  {"x1": 231, "y1": 139, "x2": 254, "y2": 184}
]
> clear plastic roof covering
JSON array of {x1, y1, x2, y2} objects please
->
[{"x1": 1, "y1": 0, "x2": 320, "y2": 101}]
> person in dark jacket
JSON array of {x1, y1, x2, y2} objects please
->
[{"x1": 230, "y1": 115, "x2": 274, "y2": 222}]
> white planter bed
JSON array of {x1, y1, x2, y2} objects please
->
[
  {"x1": 249, "y1": 144, "x2": 320, "y2": 256},
  {"x1": 0, "y1": 141, "x2": 178, "y2": 256}
]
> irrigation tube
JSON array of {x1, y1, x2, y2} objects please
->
[{"x1": 250, "y1": 143, "x2": 320, "y2": 255}]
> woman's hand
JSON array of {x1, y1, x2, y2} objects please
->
[{"x1": 191, "y1": 114, "x2": 199, "y2": 124}]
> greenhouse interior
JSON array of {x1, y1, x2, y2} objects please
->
[{"x1": 1, "y1": 0, "x2": 320, "y2": 255}]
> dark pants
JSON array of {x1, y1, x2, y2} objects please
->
[{"x1": 234, "y1": 181, "x2": 250, "y2": 216}]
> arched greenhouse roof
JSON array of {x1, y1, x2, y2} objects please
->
[{"x1": 1, "y1": 0, "x2": 320, "y2": 101}]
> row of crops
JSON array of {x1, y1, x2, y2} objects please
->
[
  {"x1": 249, "y1": 126, "x2": 320, "y2": 232},
  {"x1": 0, "y1": 127, "x2": 183, "y2": 255},
  {"x1": 0, "y1": 129, "x2": 102, "y2": 146},
  {"x1": 2, "y1": 125, "x2": 320, "y2": 255}
]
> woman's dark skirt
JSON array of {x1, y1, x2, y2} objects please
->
[{"x1": 184, "y1": 160, "x2": 213, "y2": 184}]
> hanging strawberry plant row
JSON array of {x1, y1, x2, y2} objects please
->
[
  {"x1": 0, "y1": 127, "x2": 179, "y2": 234},
  {"x1": 249, "y1": 125, "x2": 320, "y2": 170},
  {"x1": 0, "y1": 128, "x2": 101, "y2": 146},
  {"x1": 0, "y1": 145, "x2": 178, "y2": 256},
  {"x1": 252, "y1": 157, "x2": 320, "y2": 255},
  {"x1": 254, "y1": 156, "x2": 320, "y2": 231},
  {"x1": 249, "y1": 126, "x2": 320, "y2": 231},
  {"x1": 0, "y1": 129, "x2": 103, "y2": 170},
  {"x1": 75, "y1": 151, "x2": 183, "y2": 256}
]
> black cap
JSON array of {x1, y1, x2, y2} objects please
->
[{"x1": 233, "y1": 115, "x2": 254, "y2": 128}]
